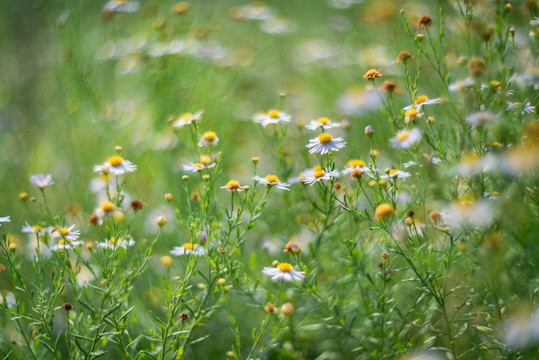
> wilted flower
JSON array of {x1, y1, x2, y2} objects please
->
[
  {"x1": 363, "y1": 68, "x2": 382, "y2": 80},
  {"x1": 262, "y1": 262, "x2": 305, "y2": 281}
]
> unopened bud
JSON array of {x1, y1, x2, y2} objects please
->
[
  {"x1": 280, "y1": 302, "x2": 294, "y2": 316},
  {"x1": 157, "y1": 216, "x2": 167, "y2": 228},
  {"x1": 365, "y1": 125, "x2": 374, "y2": 137},
  {"x1": 165, "y1": 193, "x2": 173, "y2": 202},
  {"x1": 252, "y1": 157, "x2": 260, "y2": 164},
  {"x1": 19, "y1": 192, "x2": 28, "y2": 201}
]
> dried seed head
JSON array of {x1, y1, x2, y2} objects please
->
[
  {"x1": 130, "y1": 199, "x2": 146, "y2": 212},
  {"x1": 418, "y1": 15, "x2": 432, "y2": 29},
  {"x1": 265, "y1": 303, "x2": 276, "y2": 313},
  {"x1": 179, "y1": 312, "x2": 189, "y2": 320},
  {"x1": 62, "y1": 303, "x2": 73, "y2": 312}
]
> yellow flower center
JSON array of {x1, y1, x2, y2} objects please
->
[
  {"x1": 313, "y1": 165, "x2": 322, "y2": 172},
  {"x1": 277, "y1": 263, "x2": 293, "y2": 272},
  {"x1": 313, "y1": 170, "x2": 325, "y2": 178},
  {"x1": 194, "y1": 163, "x2": 203, "y2": 168},
  {"x1": 58, "y1": 228, "x2": 70, "y2": 236},
  {"x1": 491, "y1": 191, "x2": 499, "y2": 196},
  {"x1": 100, "y1": 201, "x2": 115, "y2": 212},
  {"x1": 109, "y1": 237, "x2": 120, "y2": 245},
  {"x1": 265, "y1": 175, "x2": 280, "y2": 183},
  {"x1": 200, "y1": 154, "x2": 212, "y2": 165},
  {"x1": 347, "y1": 159, "x2": 365, "y2": 168},
  {"x1": 181, "y1": 112, "x2": 193, "y2": 120},
  {"x1": 389, "y1": 169, "x2": 399, "y2": 175},
  {"x1": 317, "y1": 117, "x2": 330, "y2": 125},
  {"x1": 405, "y1": 108, "x2": 418, "y2": 118},
  {"x1": 414, "y1": 95, "x2": 428, "y2": 104},
  {"x1": 33, "y1": 225, "x2": 43, "y2": 232},
  {"x1": 107, "y1": 156, "x2": 124, "y2": 167},
  {"x1": 514, "y1": 102, "x2": 522, "y2": 105},
  {"x1": 318, "y1": 133, "x2": 333, "y2": 144},
  {"x1": 203, "y1": 131, "x2": 217, "y2": 142},
  {"x1": 491, "y1": 142, "x2": 502, "y2": 147},
  {"x1": 59, "y1": 239, "x2": 71, "y2": 245},
  {"x1": 226, "y1": 179, "x2": 240, "y2": 189},
  {"x1": 268, "y1": 110, "x2": 280, "y2": 118},
  {"x1": 183, "y1": 243, "x2": 195, "y2": 250},
  {"x1": 396, "y1": 131, "x2": 410, "y2": 141}
]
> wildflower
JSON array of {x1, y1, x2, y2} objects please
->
[
  {"x1": 0, "y1": 216, "x2": 10, "y2": 227},
  {"x1": 375, "y1": 203, "x2": 394, "y2": 220},
  {"x1": 50, "y1": 239, "x2": 84, "y2": 251},
  {"x1": 254, "y1": 175, "x2": 290, "y2": 190},
  {"x1": 170, "y1": 2, "x2": 190, "y2": 15},
  {"x1": 21, "y1": 222, "x2": 52, "y2": 236},
  {"x1": 395, "y1": 51, "x2": 413, "y2": 64},
  {"x1": 306, "y1": 133, "x2": 346, "y2": 155},
  {"x1": 404, "y1": 108, "x2": 423, "y2": 123},
  {"x1": 343, "y1": 159, "x2": 369, "y2": 175},
  {"x1": 365, "y1": 125, "x2": 374, "y2": 137},
  {"x1": 302, "y1": 169, "x2": 339, "y2": 186},
  {"x1": 363, "y1": 68, "x2": 381, "y2": 80},
  {"x1": 403, "y1": 95, "x2": 441, "y2": 111},
  {"x1": 51, "y1": 225, "x2": 80, "y2": 241},
  {"x1": 94, "y1": 156, "x2": 137, "y2": 175},
  {"x1": 402, "y1": 161, "x2": 418, "y2": 168},
  {"x1": 170, "y1": 243, "x2": 206, "y2": 256},
  {"x1": 97, "y1": 236, "x2": 135, "y2": 250},
  {"x1": 130, "y1": 199, "x2": 146, "y2": 212},
  {"x1": 380, "y1": 81, "x2": 400, "y2": 94},
  {"x1": 30, "y1": 174, "x2": 54, "y2": 189},
  {"x1": 305, "y1": 117, "x2": 341, "y2": 131},
  {"x1": 157, "y1": 216, "x2": 167, "y2": 228},
  {"x1": 443, "y1": 199, "x2": 494, "y2": 229},
  {"x1": 233, "y1": 2, "x2": 274, "y2": 20},
  {"x1": 417, "y1": 15, "x2": 432, "y2": 29},
  {"x1": 506, "y1": 101, "x2": 535, "y2": 115},
  {"x1": 380, "y1": 169, "x2": 412, "y2": 179},
  {"x1": 221, "y1": 179, "x2": 246, "y2": 192},
  {"x1": 502, "y1": 310, "x2": 539, "y2": 350},
  {"x1": 265, "y1": 303, "x2": 276, "y2": 313},
  {"x1": 183, "y1": 162, "x2": 216, "y2": 172},
  {"x1": 19, "y1": 192, "x2": 28, "y2": 201},
  {"x1": 448, "y1": 78, "x2": 474, "y2": 92},
  {"x1": 62, "y1": 303, "x2": 73, "y2": 312},
  {"x1": 262, "y1": 262, "x2": 305, "y2": 281},
  {"x1": 103, "y1": 0, "x2": 139, "y2": 13},
  {"x1": 390, "y1": 128, "x2": 421, "y2": 149},
  {"x1": 165, "y1": 193, "x2": 174, "y2": 202},
  {"x1": 254, "y1": 110, "x2": 291, "y2": 127},
  {"x1": 284, "y1": 242, "x2": 301, "y2": 255},
  {"x1": 465, "y1": 111, "x2": 497, "y2": 127},
  {"x1": 171, "y1": 111, "x2": 203, "y2": 129},
  {"x1": 160, "y1": 255, "x2": 173, "y2": 267},
  {"x1": 280, "y1": 302, "x2": 294, "y2": 316},
  {"x1": 350, "y1": 169, "x2": 364, "y2": 181},
  {"x1": 199, "y1": 131, "x2": 219, "y2": 147}
]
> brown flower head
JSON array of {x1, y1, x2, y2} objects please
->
[{"x1": 418, "y1": 15, "x2": 432, "y2": 29}]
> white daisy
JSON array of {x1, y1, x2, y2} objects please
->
[
  {"x1": 506, "y1": 101, "x2": 535, "y2": 115},
  {"x1": 198, "y1": 131, "x2": 219, "y2": 147},
  {"x1": 465, "y1": 111, "x2": 497, "y2": 127},
  {"x1": 403, "y1": 95, "x2": 441, "y2": 111},
  {"x1": 97, "y1": 237, "x2": 135, "y2": 250},
  {"x1": 170, "y1": 243, "x2": 206, "y2": 256},
  {"x1": 449, "y1": 78, "x2": 475, "y2": 92},
  {"x1": 0, "y1": 216, "x2": 10, "y2": 226},
  {"x1": 402, "y1": 161, "x2": 418, "y2": 168},
  {"x1": 254, "y1": 110, "x2": 291, "y2": 127},
  {"x1": 221, "y1": 179, "x2": 247, "y2": 192},
  {"x1": 342, "y1": 159, "x2": 370, "y2": 175},
  {"x1": 306, "y1": 133, "x2": 346, "y2": 155},
  {"x1": 183, "y1": 162, "x2": 216, "y2": 172},
  {"x1": 50, "y1": 239, "x2": 84, "y2": 251},
  {"x1": 390, "y1": 128, "x2": 421, "y2": 149},
  {"x1": 94, "y1": 156, "x2": 137, "y2": 175},
  {"x1": 171, "y1": 111, "x2": 203, "y2": 129},
  {"x1": 30, "y1": 174, "x2": 54, "y2": 189},
  {"x1": 380, "y1": 170, "x2": 412, "y2": 179},
  {"x1": 262, "y1": 262, "x2": 305, "y2": 282},
  {"x1": 403, "y1": 108, "x2": 423, "y2": 124},
  {"x1": 302, "y1": 169, "x2": 339, "y2": 186},
  {"x1": 0, "y1": 291, "x2": 16, "y2": 307},
  {"x1": 51, "y1": 225, "x2": 81, "y2": 242},
  {"x1": 103, "y1": 0, "x2": 139, "y2": 13},
  {"x1": 254, "y1": 175, "x2": 290, "y2": 190},
  {"x1": 305, "y1": 117, "x2": 341, "y2": 131},
  {"x1": 21, "y1": 222, "x2": 52, "y2": 236}
]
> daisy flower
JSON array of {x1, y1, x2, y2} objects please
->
[
  {"x1": 198, "y1": 131, "x2": 219, "y2": 147},
  {"x1": 380, "y1": 169, "x2": 412, "y2": 179},
  {"x1": 0, "y1": 216, "x2": 10, "y2": 226},
  {"x1": 183, "y1": 162, "x2": 216, "y2": 172},
  {"x1": 449, "y1": 78, "x2": 474, "y2": 92},
  {"x1": 305, "y1": 117, "x2": 341, "y2": 131},
  {"x1": 254, "y1": 110, "x2": 291, "y2": 127},
  {"x1": 306, "y1": 133, "x2": 346, "y2": 155},
  {"x1": 97, "y1": 236, "x2": 135, "y2": 250},
  {"x1": 221, "y1": 179, "x2": 247, "y2": 192},
  {"x1": 402, "y1": 161, "x2": 418, "y2": 168},
  {"x1": 30, "y1": 174, "x2": 54, "y2": 189},
  {"x1": 50, "y1": 239, "x2": 84, "y2": 251},
  {"x1": 0, "y1": 291, "x2": 16, "y2": 307},
  {"x1": 21, "y1": 222, "x2": 52, "y2": 236},
  {"x1": 262, "y1": 262, "x2": 305, "y2": 282},
  {"x1": 171, "y1": 111, "x2": 203, "y2": 129},
  {"x1": 170, "y1": 243, "x2": 206, "y2": 256},
  {"x1": 94, "y1": 156, "x2": 137, "y2": 175},
  {"x1": 403, "y1": 95, "x2": 441, "y2": 111},
  {"x1": 51, "y1": 225, "x2": 81, "y2": 242},
  {"x1": 302, "y1": 169, "x2": 339, "y2": 186},
  {"x1": 403, "y1": 108, "x2": 423, "y2": 124},
  {"x1": 390, "y1": 128, "x2": 421, "y2": 149},
  {"x1": 465, "y1": 111, "x2": 497, "y2": 127},
  {"x1": 254, "y1": 175, "x2": 290, "y2": 190},
  {"x1": 506, "y1": 101, "x2": 535, "y2": 115},
  {"x1": 342, "y1": 159, "x2": 369, "y2": 175},
  {"x1": 103, "y1": 0, "x2": 139, "y2": 13}
]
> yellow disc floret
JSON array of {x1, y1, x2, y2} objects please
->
[
  {"x1": 200, "y1": 154, "x2": 212, "y2": 165},
  {"x1": 396, "y1": 131, "x2": 410, "y2": 141},
  {"x1": 100, "y1": 201, "x2": 116, "y2": 212},
  {"x1": 265, "y1": 175, "x2": 280, "y2": 183},
  {"x1": 32, "y1": 225, "x2": 43, "y2": 232},
  {"x1": 107, "y1": 156, "x2": 124, "y2": 167},
  {"x1": 318, "y1": 133, "x2": 333, "y2": 144},
  {"x1": 194, "y1": 163, "x2": 203, "y2": 168},
  {"x1": 389, "y1": 169, "x2": 399, "y2": 176},
  {"x1": 183, "y1": 243, "x2": 195, "y2": 250},
  {"x1": 313, "y1": 165, "x2": 322, "y2": 172},
  {"x1": 347, "y1": 159, "x2": 365, "y2": 168},
  {"x1": 414, "y1": 95, "x2": 428, "y2": 104},
  {"x1": 313, "y1": 170, "x2": 325, "y2": 178},
  {"x1": 268, "y1": 110, "x2": 280, "y2": 118},
  {"x1": 226, "y1": 179, "x2": 241, "y2": 190},
  {"x1": 58, "y1": 228, "x2": 71, "y2": 236},
  {"x1": 405, "y1": 108, "x2": 418, "y2": 118},
  {"x1": 202, "y1": 131, "x2": 217, "y2": 142},
  {"x1": 317, "y1": 117, "x2": 330, "y2": 125},
  {"x1": 181, "y1": 112, "x2": 193, "y2": 120},
  {"x1": 374, "y1": 203, "x2": 394, "y2": 220},
  {"x1": 277, "y1": 263, "x2": 293, "y2": 272}
]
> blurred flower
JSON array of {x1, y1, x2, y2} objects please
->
[
  {"x1": 260, "y1": 17, "x2": 296, "y2": 34},
  {"x1": 0, "y1": 291, "x2": 15, "y2": 307},
  {"x1": 30, "y1": 174, "x2": 54, "y2": 189},
  {"x1": 97, "y1": 236, "x2": 135, "y2": 250},
  {"x1": 50, "y1": 239, "x2": 83, "y2": 251},
  {"x1": 402, "y1": 161, "x2": 418, "y2": 168},
  {"x1": 327, "y1": 0, "x2": 362, "y2": 9},
  {"x1": 183, "y1": 162, "x2": 216, "y2": 172},
  {"x1": 337, "y1": 86, "x2": 381, "y2": 115},
  {"x1": 0, "y1": 216, "x2": 10, "y2": 226},
  {"x1": 262, "y1": 263, "x2": 305, "y2": 281},
  {"x1": 342, "y1": 159, "x2": 369, "y2": 175},
  {"x1": 254, "y1": 175, "x2": 290, "y2": 190},
  {"x1": 21, "y1": 222, "x2": 52, "y2": 236},
  {"x1": 233, "y1": 2, "x2": 274, "y2": 20},
  {"x1": 442, "y1": 199, "x2": 494, "y2": 229},
  {"x1": 171, "y1": 111, "x2": 203, "y2": 129},
  {"x1": 103, "y1": 0, "x2": 139, "y2": 13},
  {"x1": 221, "y1": 179, "x2": 247, "y2": 192},
  {"x1": 465, "y1": 111, "x2": 497, "y2": 127},
  {"x1": 403, "y1": 96, "x2": 441, "y2": 111},
  {"x1": 305, "y1": 117, "x2": 341, "y2": 131},
  {"x1": 306, "y1": 133, "x2": 346, "y2": 155},
  {"x1": 502, "y1": 309, "x2": 539, "y2": 350},
  {"x1": 170, "y1": 243, "x2": 206, "y2": 256},
  {"x1": 199, "y1": 131, "x2": 219, "y2": 147},
  {"x1": 448, "y1": 78, "x2": 474, "y2": 92},
  {"x1": 94, "y1": 156, "x2": 137, "y2": 175},
  {"x1": 390, "y1": 129, "x2": 421, "y2": 149},
  {"x1": 302, "y1": 169, "x2": 339, "y2": 186},
  {"x1": 363, "y1": 69, "x2": 382, "y2": 80},
  {"x1": 506, "y1": 101, "x2": 535, "y2": 114},
  {"x1": 404, "y1": 108, "x2": 423, "y2": 124},
  {"x1": 380, "y1": 170, "x2": 412, "y2": 179},
  {"x1": 254, "y1": 110, "x2": 291, "y2": 127},
  {"x1": 375, "y1": 203, "x2": 394, "y2": 220}
]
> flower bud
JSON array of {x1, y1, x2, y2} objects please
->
[
  {"x1": 19, "y1": 192, "x2": 28, "y2": 201},
  {"x1": 165, "y1": 193, "x2": 173, "y2": 202},
  {"x1": 182, "y1": 175, "x2": 189, "y2": 181},
  {"x1": 202, "y1": 174, "x2": 210, "y2": 181},
  {"x1": 252, "y1": 157, "x2": 260, "y2": 164},
  {"x1": 280, "y1": 302, "x2": 294, "y2": 316},
  {"x1": 157, "y1": 216, "x2": 167, "y2": 228},
  {"x1": 265, "y1": 303, "x2": 276, "y2": 313},
  {"x1": 375, "y1": 203, "x2": 394, "y2": 220},
  {"x1": 218, "y1": 278, "x2": 226, "y2": 286},
  {"x1": 365, "y1": 125, "x2": 374, "y2": 137},
  {"x1": 160, "y1": 255, "x2": 173, "y2": 267}
]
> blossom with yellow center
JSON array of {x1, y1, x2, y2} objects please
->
[
  {"x1": 30, "y1": 174, "x2": 54, "y2": 189},
  {"x1": 199, "y1": 131, "x2": 219, "y2": 147},
  {"x1": 390, "y1": 128, "x2": 421, "y2": 149},
  {"x1": 103, "y1": 0, "x2": 140, "y2": 13},
  {"x1": 302, "y1": 168, "x2": 340, "y2": 186},
  {"x1": 170, "y1": 243, "x2": 206, "y2": 256},
  {"x1": 254, "y1": 110, "x2": 291, "y2": 127},
  {"x1": 307, "y1": 133, "x2": 346, "y2": 155},
  {"x1": 51, "y1": 225, "x2": 80, "y2": 241},
  {"x1": 404, "y1": 96, "x2": 440, "y2": 112},
  {"x1": 263, "y1": 262, "x2": 305, "y2": 281},
  {"x1": 306, "y1": 117, "x2": 341, "y2": 131},
  {"x1": 97, "y1": 236, "x2": 135, "y2": 250},
  {"x1": 221, "y1": 179, "x2": 245, "y2": 192},
  {"x1": 363, "y1": 69, "x2": 382, "y2": 80},
  {"x1": 200, "y1": 154, "x2": 212, "y2": 165},
  {"x1": 343, "y1": 159, "x2": 369, "y2": 175},
  {"x1": 380, "y1": 169, "x2": 411, "y2": 179},
  {"x1": 95, "y1": 155, "x2": 137, "y2": 175},
  {"x1": 171, "y1": 111, "x2": 203, "y2": 129},
  {"x1": 100, "y1": 201, "x2": 116, "y2": 213},
  {"x1": 183, "y1": 159, "x2": 216, "y2": 172},
  {"x1": 254, "y1": 174, "x2": 290, "y2": 190}
]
